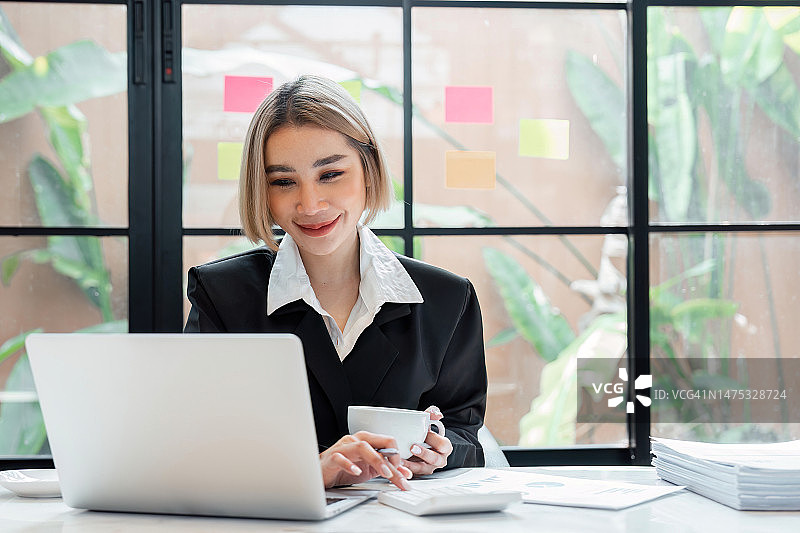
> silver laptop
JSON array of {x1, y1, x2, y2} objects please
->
[{"x1": 25, "y1": 333, "x2": 375, "y2": 520}]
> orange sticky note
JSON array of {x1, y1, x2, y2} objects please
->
[{"x1": 445, "y1": 151, "x2": 496, "y2": 189}]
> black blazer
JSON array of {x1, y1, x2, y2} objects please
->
[{"x1": 184, "y1": 247, "x2": 487, "y2": 468}]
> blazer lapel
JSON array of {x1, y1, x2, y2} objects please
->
[
  {"x1": 291, "y1": 308, "x2": 353, "y2": 433},
  {"x1": 344, "y1": 303, "x2": 411, "y2": 403}
]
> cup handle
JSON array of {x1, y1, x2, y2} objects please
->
[{"x1": 429, "y1": 419, "x2": 445, "y2": 435}]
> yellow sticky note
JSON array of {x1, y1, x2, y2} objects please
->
[
  {"x1": 217, "y1": 142, "x2": 243, "y2": 181},
  {"x1": 339, "y1": 80, "x2": 362, "y2": 103},
  {"x1": 519, "y1": 119, "x2": 570, "y2": 160},
  {"x1": 445, "y1": 151, "x2": 496, "y2": 189}
]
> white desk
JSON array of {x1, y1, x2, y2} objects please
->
[{"x1": 1, "y1": 467, "x2": 798, "y2": 532}]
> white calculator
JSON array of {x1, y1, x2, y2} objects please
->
[{"x1": 378, "y1": 485, "x2": 522, "y2": 516}]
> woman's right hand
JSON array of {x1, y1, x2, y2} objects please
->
[{"x1": 320, "y1": 431, "x2": 412, "y2": 490}]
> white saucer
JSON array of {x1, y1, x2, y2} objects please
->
[{"x1": 0, "y1": 469, "x2": 61, "y2": 498}]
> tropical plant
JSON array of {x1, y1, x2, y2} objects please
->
[
  {"x1": 558, "y1": 6, "x2": 800, "y2": 442},
  {"x1": 0, "y1": 7, "x2": 127, "y2": 454}
]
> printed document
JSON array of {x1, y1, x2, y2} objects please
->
[{"x1": 406, "y1": 468, "x2": 684, "y2": 510}]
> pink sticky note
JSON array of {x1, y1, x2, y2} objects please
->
[
  {"x1": 224, "y1": 76, "x2": 274, "y2": 113},
  {"x1": 445, "y1": 86, "x2": 493, "y2": 124}
]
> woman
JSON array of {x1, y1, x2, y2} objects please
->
[{"x1": 185, "y1": 75, "x2": 487, "y2": 491}]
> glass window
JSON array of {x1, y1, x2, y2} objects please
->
[
  {"x1": 0, "y1": 2, "x2": 129, "y2": 459},
  {"x1": 648, "y1": 6, "x2": 800, "y2": 224},
  {"x1": 0, "y1": 2, "x2": 128, "y2": 227},
  {"x1": 0, "y1": 236, "x2": 128, "y2": 455},
  {"x1": 417, "y1": 234, "x2": 628, "y2": 447},
  {"x1": 412, "y1": 8, "x2": 627, "y2": 228},
  {"x1": 181, "y1": 5, "x2": 404, "y2": 229},
  {"x1": 650, "y1": 232, "x2": 800, "y2": 443}
]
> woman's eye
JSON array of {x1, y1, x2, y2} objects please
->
[
  {"x1": 320, "y1": 171, "x2": 344, "y2": 181},
  {"x1": 269, "y1": 178, "x2": 294, "y2": 188}
]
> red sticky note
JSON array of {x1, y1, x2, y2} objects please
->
[
  {"x1": 224, "y1": 76, "x2": 274, "y2": 113},
  {"x1": 445, "y1": 86, "x2": 493, "y2": 124}
]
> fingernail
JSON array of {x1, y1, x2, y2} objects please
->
[
  {"x1": 381, "y1": 465, "x2": 393, "y2": 478},
  {"x1": 350, "y1": 465, "x2": 362, "y2": 476},
  {"x1": 411, "y1": 445, "x2": 421, "y2": 455}
]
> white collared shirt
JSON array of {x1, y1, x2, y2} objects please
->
[{"x1": 266, "y1": 225, "x2": 424, "y2": 361}]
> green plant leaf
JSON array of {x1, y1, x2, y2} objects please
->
[
  {"x1": 721, "y1": 8, "x2": 783, "y2": 88},
  {"x1": 378, "y1": 236, "x2": 404, "y2": 255},
  {"x1": 1, "y1": 252, "x2": 20, "y2": 286},
  {"x1": 651, "y1": 258, "x2": 716, "y2": 296},
  {"x1": 700, "y1": 7, "x2": 734, "y2": 54},
  {"x1": 0, "y1": 40, "x2": 125, "y2": 123},
  {"x1": 483, "y1": 247, "x2": 574, "y2": 362},
  {"x1": 0, "y1": 6, "x2": 32, "y2": 69},
  {"x1": 652, "y1": 52, "x2": 696, "y2": 222},
  {"x1": 40, "y1": 105, "x2": 94, "y2": 208},
  {"x1": 764, "y1": 7, "x2": 800, "y2": 54},
  {"x1": 28, "y1": 154, "x2": 110, "y2": 299},
  {"x1": 517, "y1": 343, "x2": 576, "y2": 446},
  {"x1": 0, "y1": 354, "x2": 47, "y2": 454},
  {"x1": 750, "y1": 64, "x2": 800, "y2": 139},
  {"x1": 0, "y1": 328, "x2": 42, "y2": 366},
  {"x1": 28, "y1": 154, "x2": 87, "y2": 226},
  {"x1": 565, "y1": 50, "x2": 625, "y2": 172},
  {"x1": 725, "y1": 167, "x2": 772, "y2": 219},
  {"x1": 671, "y1": 298, "x2": 739, "y2": 344},
  {"x1": 486, "y1": 327, "x2": 518, "y2": 348},
  {"x1": 671, "y1": 298, "x2": 739, "y2": 321},
  {"x1": 27, "y1": 156, "x2": 109, "y2": 292},
  {"x1": 690, "y1": 61, "x2": 772, "y2": 220},
  {"x1": 518, "y1": 313, "x2": 626, "y2": 446}
]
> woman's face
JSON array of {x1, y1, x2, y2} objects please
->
[{"x1": 264, "y1": 125, "x2": 367, "y2": 260}]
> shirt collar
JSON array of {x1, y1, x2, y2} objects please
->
[{"x1": 266, "y1": 225, "x2": 423, "y2": 316}]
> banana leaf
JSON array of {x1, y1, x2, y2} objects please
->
[
  {"x1": 565, "y1": 50, "x2": 625, "y2": 172},
  {"x1": 483, "y1": 247, "x2": 574, "y2": 363},
  {"x1": 518, "y1": 313, "x2": 626, "y2": 446},
  {"x1": 0, "y1": 39, "x2": 125, "y2": 123}
]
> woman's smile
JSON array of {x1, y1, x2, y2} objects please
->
[{"x1": 295, "y1": 215, "x2": 341, "y2": 237}]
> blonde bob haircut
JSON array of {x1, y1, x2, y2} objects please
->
[{"x1": 239, "y1": 75, "x2": 392, "y2": 248}]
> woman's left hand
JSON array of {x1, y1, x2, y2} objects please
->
[{"x1": 403, "y1": 405, "x2": 453, "y2": 476}]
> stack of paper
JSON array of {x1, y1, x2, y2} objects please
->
[{"x1": 651, "y1": 437, "x2": 800, "y2": 510}]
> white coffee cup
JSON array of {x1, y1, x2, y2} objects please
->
[{"x1": 347, "y1": 406, "x2": 445, "y2": 459}]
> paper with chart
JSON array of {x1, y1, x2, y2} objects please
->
[{"x1": 407, "y1": 468, "x2": 684, "y2": 510}]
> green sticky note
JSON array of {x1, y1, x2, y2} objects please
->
[
  {"x1": 519, "y1": 119, "x2": 570, "y2": 160},
  {"x1": 217, "y1": 142, "x2": 243, "y2": 181},
  {"x1": 339, "y1": 80, "x2": 362, "y2": 103}
]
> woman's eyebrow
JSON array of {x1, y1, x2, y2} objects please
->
[
  {"x1": 313, "y1": 154, "x2": 348, "y2": 168},
  {"x1": 265, "y1": 154, "x2": 348, "y2": 174},
  {"x1": 265, "y1": 164, "x2": 293, "y2": 174}
]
